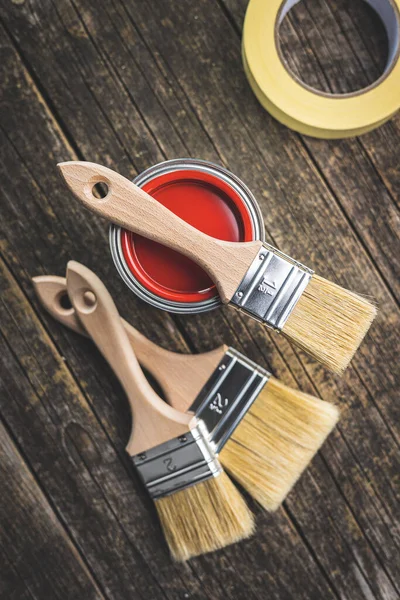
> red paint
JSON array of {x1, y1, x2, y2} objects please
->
[{"x1": 121, "y1": 169, "x2": 254, "y2": 303}]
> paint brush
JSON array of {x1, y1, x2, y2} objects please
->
[
  {"x1": 65, "y1": 261, "x2": 254, "y2": 561},
  {"x1": 57, "y1": 161, "x2": 377, "y2": 374},
  {"x1": 35, "y1": 268, "x2": 339, "y2": 511}
]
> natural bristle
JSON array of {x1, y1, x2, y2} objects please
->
[
  {"x1": 283, "y1": 275, "x2": 377, "y2": 373},
  {"x1": 155, "y1": 472, "x2": 255, "y2": 561},
  {"x1": 220, "y1": 378, "x2": 339, "y2": 511}
]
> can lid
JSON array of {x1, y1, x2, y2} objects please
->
[{"x1": 121, "y1": 169, "x2": 254, "y2": 303}]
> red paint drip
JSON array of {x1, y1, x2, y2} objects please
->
[{"x1": 121, "y1": 169, "x2": 254, "y2": 303}]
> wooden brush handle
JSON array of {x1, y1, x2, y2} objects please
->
[
  {"x1": 33, "y1": 274, "x2": 173, "y2": 356},
  {"x1": 33, "y1": 273, "x2": 227, "y2": 412},
  {"x1": 33, "y1": 275, "x2": 88, "y2": 336},
  {"x1": 58, "y1": 161, "x2": 262, "y2": 302},
  {"x1": 66, "y1": 261, "x2": 193, "y2": 455}
]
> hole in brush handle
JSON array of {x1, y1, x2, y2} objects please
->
[
  {"x1": 72, "y1": 288, "x2": 98, "y2": 314},
  {"x1": 92, "y1": 181, "x2": 109, "y2": 199},
  {"x1": 83, "y1": 175, "x2": 111, "y2": 203},
  {"x1": 57, "y1": 291, "x2": 73, "y2": 313}
]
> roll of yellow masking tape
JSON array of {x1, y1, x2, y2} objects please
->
[{"x1": 243, "y1": 0, "x2": 400, "y2": 138}]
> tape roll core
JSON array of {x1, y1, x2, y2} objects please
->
[{"x1": 243, "y1": 0, "x2": 400, "y2": 138}]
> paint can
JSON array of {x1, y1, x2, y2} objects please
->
[{"x1": 109, "y1": 158, "x2": 265, "y2": 314}]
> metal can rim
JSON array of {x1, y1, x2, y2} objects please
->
[{"x1": 109, "y1": 158, "x2": 265, "y2": 315}]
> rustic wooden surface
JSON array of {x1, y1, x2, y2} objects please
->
[{"x1": 0, "y1": 0, "x2": 399, "y2": 598}]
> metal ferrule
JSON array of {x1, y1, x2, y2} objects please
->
[
  {"x1": 230, "y1": 243, "x2": 313, "y2": 331},
  {"x1": 190, "y1": 348, "x2": 270, "y2": 452},
  {"x1": 132, "y1": 421, "x2": 222, "y2": 500}
]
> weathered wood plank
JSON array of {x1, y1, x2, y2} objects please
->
[
  {"x1": 0, "y1": 550, "x2": 35, "y2": 600},
  {"x1": 0, "y1": 420, "x2": 105, "y2": 600},
  {"x1": 0, "y1": 1, "x2": 399, "y2": 599},
  {"x1": 221, "y1": 0, "x2": 400, "y2": 299},
  {"x1": 0, "y1": 254, "x2": 216, "y2": 600},
  {"x1": 0, "y1": 40, "x2": 343, "y2": 597},
  {"x1": 0, "y1": 27, "x2": 349, "y2": 600},
  {"x1": 0, "y1": 239, "x2": 340, "y2": 600},
  {"x1": 278, "y1": 0, "x2": 400, "y2": 300}
]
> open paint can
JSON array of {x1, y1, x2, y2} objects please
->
[{"x1": 109, "y1": 158, "x2": 265, "y2": 314}]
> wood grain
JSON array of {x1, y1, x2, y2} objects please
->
[
  {"x1": 0, "y1": 421, "x2": 104, "y2": 600},
  {"x1": 33, "y1": 274, "x2": 227, "y2": 413},
  {"x1": 66, "y1": 261, "x2": 193, "y2": 454},
  {"x1": 58, "y1": 161, "x2": 262, "y2": 302},
  {"x1": 0, "y1": 1, "x2": 399, "y2": 598}
]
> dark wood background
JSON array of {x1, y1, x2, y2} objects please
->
[{"x1": 1, "y1": 0, "x2": 399, "y2": 598}]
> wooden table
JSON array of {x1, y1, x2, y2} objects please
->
[{"x1": 1, "y1": 1, "x2": 399, "y2": 598}]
